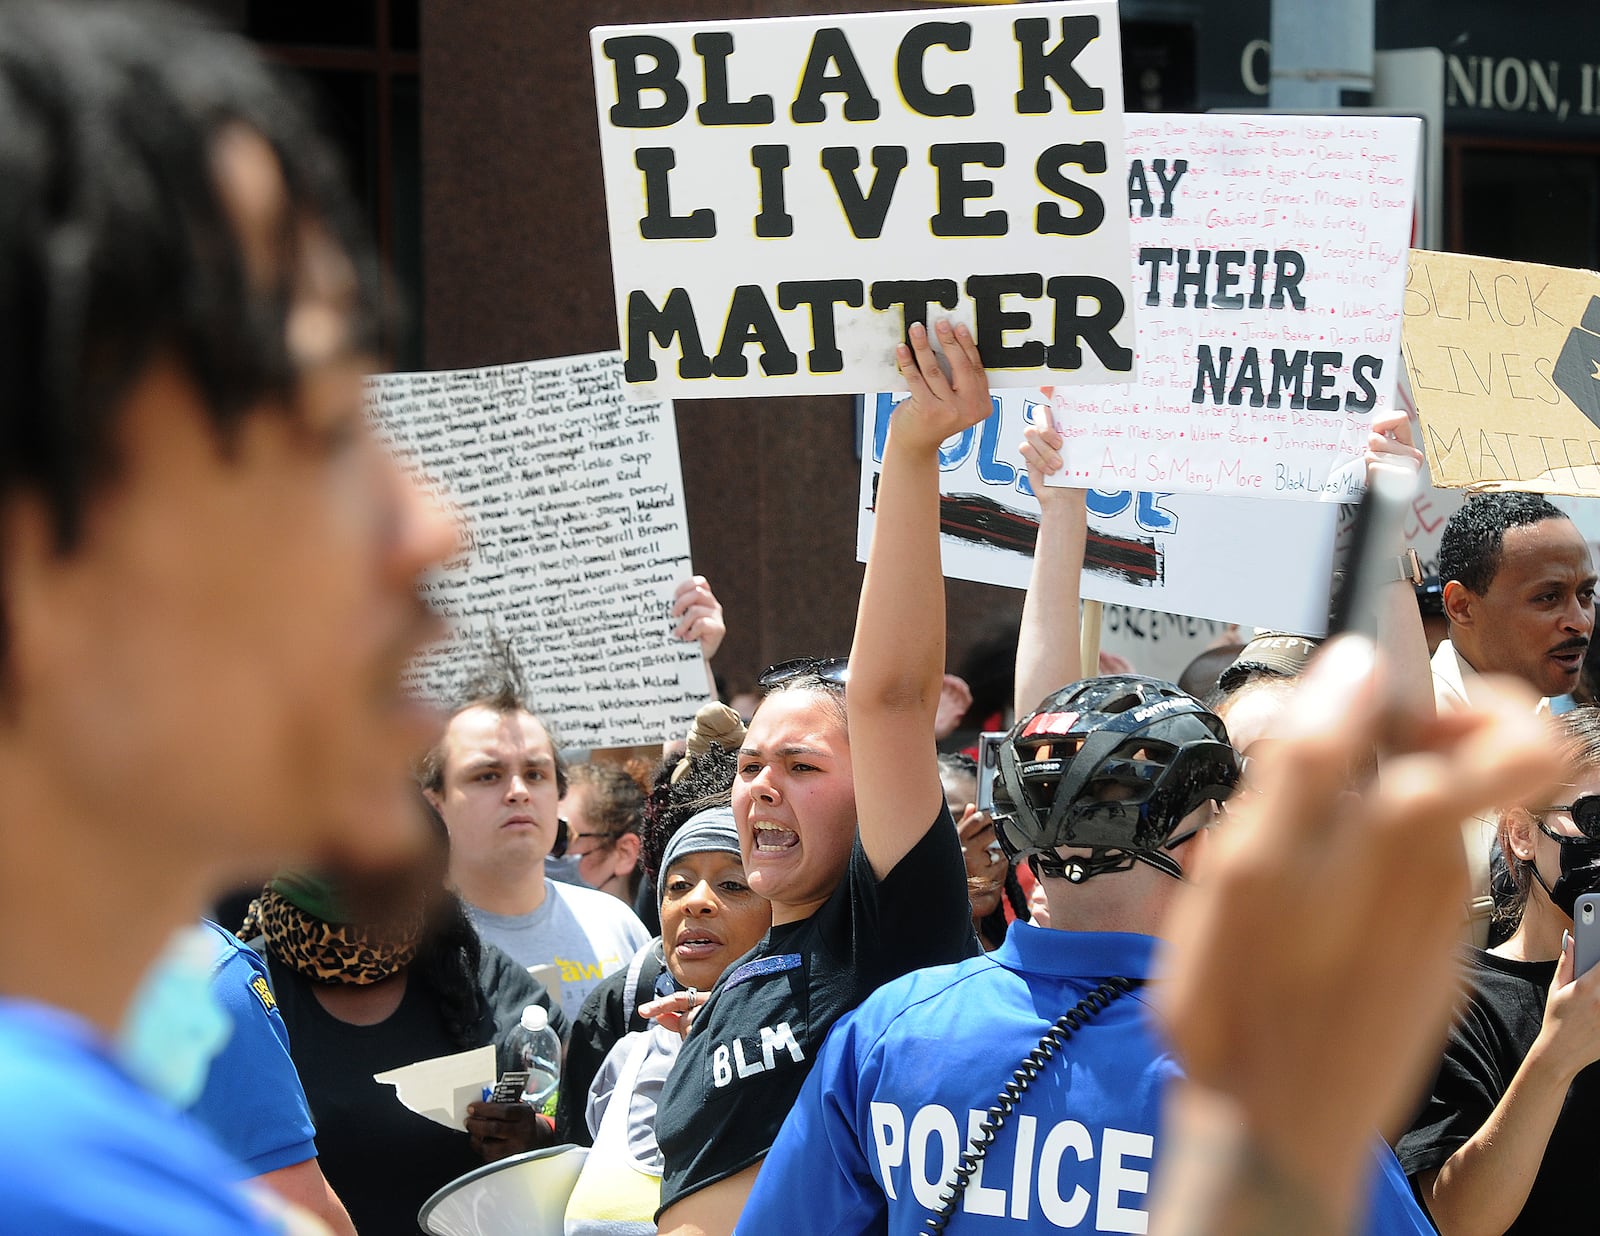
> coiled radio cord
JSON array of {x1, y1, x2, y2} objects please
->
[{"x1": 920, "y1": 975, "x2": 1135, "y2": 1236}]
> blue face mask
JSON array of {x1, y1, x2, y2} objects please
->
[{"x1": 116, "y1": 925, "x2": 232, "y2": 1109}]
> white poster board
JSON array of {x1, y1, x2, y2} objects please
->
[
  {"x1": 857, "y1": 389, "x2": 1339, "y2": 636},
  {"x1": 1042, "y1": 113, "x2": 1420, "y2": 501},
  {"x1": 592, "y1": 1, "x2": 1132, "y2": 397},
  {"x1": 366, "y1": 353, "x2": 708, "y2": 748}
]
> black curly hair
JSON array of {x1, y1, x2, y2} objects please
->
[
  {"x1": 0, "y1": 2, "x2": 379, "y2": 689},
  {"x1": 1439, "y1": 493, "x2": 1568, "y2": 597},
  {"x1": 640, "y1": 744, "x2": 739, "y2": 885}
]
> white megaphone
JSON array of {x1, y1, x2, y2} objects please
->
[{"x1": 418, "y1": 1145, "x2": 588, "y2": 1236}]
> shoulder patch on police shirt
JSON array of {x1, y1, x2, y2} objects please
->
[
  {"x1": 250, "y1": 974, "x2": 277, "y2": 1014},
  {"x1": 722, "y1": 953, "x2": 802, "y2": 993}
]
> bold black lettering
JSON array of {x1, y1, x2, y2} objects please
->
[
  {"x1": 694, "y1": 32, "x2": 775, "y2": 125},
  {"x1": 1270, "y1": 250, "x2": 1308, "y2": 309},
  {"x1": 1171, "y1": 249, "x2": 1212, "y2": 309},
  {"x1": 635, "y1": 149, "x2": 716, "y2": 239},
  {"x1": 1192, "y1": 345, "x2": 1232, "y2": 403},
  {"x1": 1150, "y1": 158, "x2": 1188, "y2": 216},
  {"x1": 1127, "y1": 160, "x2": 1154, "y2": 217},
  {"x1": 1014, "y1": 15, "x2": 1105, "y2": 114},
  {"x1": 1212, "y1": 250, "x2": 1247, "y2": 309},
  {"x1": 711, "y1": 285, "x2": 798, "y2": 378},
  {"x1": 1036, "y1": 142, "x2": 1106, "y2": 237},
  {"x1": 792, "y1": 28, "x2": 880, "y2": 123},
  {"x1": 1348, "y1": 355, "x2": 1384, "y2": 412},
  {"x1": 930, "y1": 142, "x2": 1007, "y2": 237},
  {"x1": 1044, "y1": 276, "x2": 1131, "y2": 372},
  {"x1": 1307, "y1": 351, "x2": 1341, "y2": 411},
  {"x1": 1138, "y1": 248, "x2": 1174, "y2": 307},
  {"x1": 871, "y1": 279, "x2": 960, "y2": 342},
  {"x1": 603, "y1": 35, "x2": 690, "y2": 128},
  {"x1": 967, "y1": 273, "x2": 1045, "y2": 369},
  {"x1": 751, "y1": 145, "x2": 794, "y2": 237},
  {"x1": 821, "y1": 146, "x2": 908, "y2": 239},
  {"x1": 897, "y1": 22, "x2": 975, "y2": 117},
  {"x1": 776, "y1": 280, "x2": 864, "y2": 373},
  {"x1": 1267, "y1": 350, "x2": 1309, "y2": 409},
  {"x1": 1228, "y1": 348, "x2": 1263, "y2": 406},
  {"x1": 626, "y1": 288, "x2": 712, "y2": 382},
  {"x1": 1248, "y1": 249, "x2": 1270, "y2": 309}
]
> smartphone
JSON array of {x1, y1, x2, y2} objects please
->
[
  {"x1": 1575, "y1": 894, "x2": 1600, "y2": 978},
  {"x1": 976, "y1": 731, "x2": 1006, "y2": 813},
  {"x1": 1327, "y1": 464, "x2": 1418, "y2": 643}
]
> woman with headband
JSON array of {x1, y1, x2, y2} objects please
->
[{"x1": 564, "y1": 806, "x2": 772, "y2": 1234}]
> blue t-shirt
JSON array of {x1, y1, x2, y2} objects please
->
[
  {"x1": 738, "y1": 924, "x2": 1431, "y2": 1235},
  {"x1": 186, "y1": 920, "x2": 318, "y2": 1177},
  {"x1": 0, "y1": 997, "x2": 283, "y2": 1235}
]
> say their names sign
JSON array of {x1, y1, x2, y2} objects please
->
[
  {"x1": 366, "y1": 353, "x2": 709, "y2": 749},
  {"x1": 1042, "y1": 113, "x2": 1420, "y2": 501},
  {"x1": 1402, "y1": 250, "x2": 1600, "y2": 495},
  {"x1": 591, "y1": 1, "x2": 1132, "y2": 397},
  {"x1": 857, "y1": 388, "x2": 1340, "y2": 636}
]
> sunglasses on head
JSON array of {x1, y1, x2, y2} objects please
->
[
  {"x1": 758, "y1": 657, "x2": 849, "y2": 691},
  {"x1": 1537, "y1": 796, "x2": 1600, "y2": 841}
]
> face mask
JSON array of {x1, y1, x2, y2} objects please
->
[
  {"x1": 116, "y1": 925, "x2": 231, "y2": 1109},
  {"x1": 1530, "y1": 830, "x2": 1600, "y2": 919}
]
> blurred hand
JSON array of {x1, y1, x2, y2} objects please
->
[
  {"x1": 890, "y1": 320, "x2": 992, "y2": 454},
  {"x1": 1155, "y1": 638, "x2": 1562, "y2": 1230},
  {"x1": 934, "y1": 674, "x2": 974, "y2": 740},
  {"x1": 671, "y1": 576, "x2": 726, "y2": 661},
  {"x1": 465, "y1": 1100, "x2": 551, "y2": 1162},
  {"x1": 1366, "y1": 408, "x2": 1424, "y2": 478},
  {"x1": 1098, "y1": 650, "x2": 1135, "y2": 676}
]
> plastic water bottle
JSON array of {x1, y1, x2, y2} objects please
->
[{"x1": 506, "y1": 1003, "x2": 560, "y2": 1111}]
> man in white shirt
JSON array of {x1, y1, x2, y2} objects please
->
[
  {"x1": 422, "y1": 675, "x2": 651, "y2": 1007},
  {"x1": 1433, "y1": 493, "x2": 1596, "y2": 707},
  {"x1": 1432, "y1": 492, "x2": 1596, "y2": 941}
]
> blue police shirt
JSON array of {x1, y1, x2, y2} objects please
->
[
  {"x1": 0, "y1": 996, "x2": 282, "y2": 1234},
  {"x1": 186, "y1": 920, "x2": 318, "y2": 1177},
  {"x1": 738, "y1": 924, "x2": 1432, "y2": 1235}
]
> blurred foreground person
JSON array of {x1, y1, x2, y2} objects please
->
[
  {"x1": 0, "y1": 3, "x2": 454, "y2": 1232},
  {"x1": 1396, "y1": 707, "x2": 1600, "y2": 1234},
  {"x1": 1152, "y1": 640, "x2": 1560, "y2": 1236}
]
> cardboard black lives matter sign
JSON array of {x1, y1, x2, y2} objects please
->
[
  {"x1": 1404, "y1": 250, "x2": 1600, "y2": 496},
  {"x1": 591, "y1": 1, "x2": 1131, "y2": 398}
]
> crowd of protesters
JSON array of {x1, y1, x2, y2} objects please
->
[{"x1": 0, "y1": 5, "x2": 1592, "y2": 1236}]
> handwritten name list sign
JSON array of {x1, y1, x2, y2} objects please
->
[
  {"x1": 1043, "y1": 113, "x2": 1420, "y2": 501},
  {"x1": 592, "y1": 0, "x2": 1131, "y2": 397},
  {"x1": 366, "y1": 353, "x2": 708, "y2": 748}
]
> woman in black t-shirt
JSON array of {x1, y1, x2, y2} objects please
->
[
  {"x1": 1397, "y1": 706, "x2": 1600, "y2": 1234},
  {"x1": 242, "y1": 798, "x2": 565, "y2": 1235},
  {"x1": 651, "y1": 321, "x2": 992, "y2": 1236}
]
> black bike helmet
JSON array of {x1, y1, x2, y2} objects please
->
[{"x1": 992, "y1": 675, "x2": 1240, "y2": 883}]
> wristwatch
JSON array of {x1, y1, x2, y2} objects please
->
[{"x1": 1390, "y1": 547, "x2": 1423, "y2": 586}]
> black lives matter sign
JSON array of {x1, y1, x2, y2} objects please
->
[{"x1": 590, "y1": 1, "x2": 1131, "y2": 398}]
